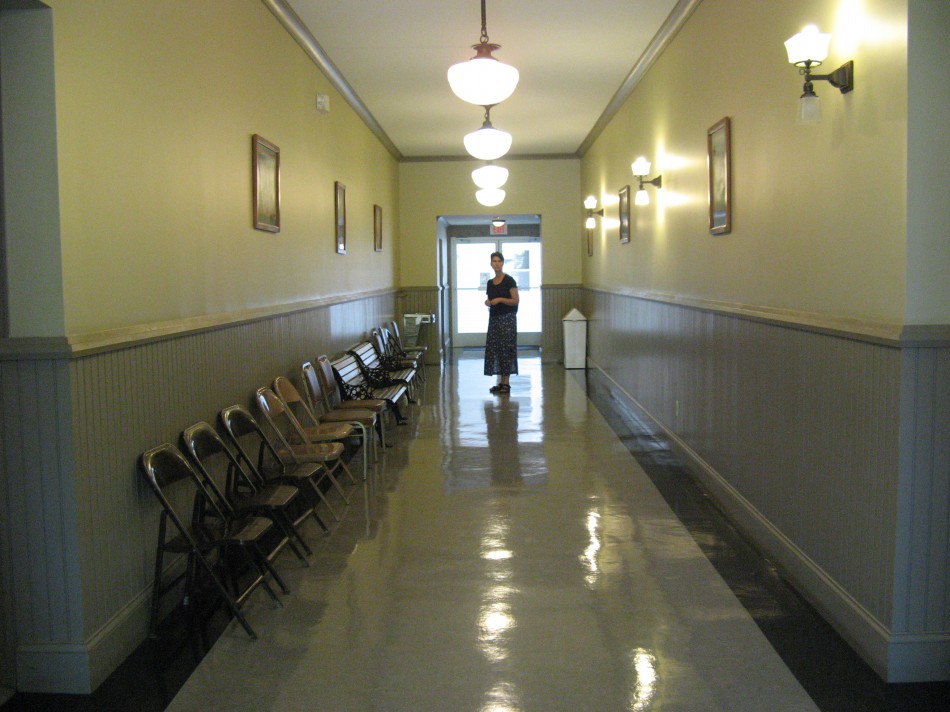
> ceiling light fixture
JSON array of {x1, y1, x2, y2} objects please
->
[
  {"x1": 472, "y1": 163, "x2": 509, "y2": 190},
  {"x1": 464, "y1": 107, "x2": 512, "y2": 160},
  {"x1": 784, "y1": 25, "x2": 854, "y2": 124},
  {"x1": 631, "y1": 157, "x2": 662, "y2": 206},
  {"x1": 476, "y1": 188, "x2": 506, "y2": 207},
  {"x1": 447, "y1": 0, "x2": 519, "y2": 107}
]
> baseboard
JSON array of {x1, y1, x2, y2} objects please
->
[
  {"x1": 15, "y1": 586, "x2": 150, "y2": 694},
  {"x1": 592, "y1": 362, "x2": 950, "y2": 683}
]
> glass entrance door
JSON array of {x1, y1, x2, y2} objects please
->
[{"x1": 452, "y1": 238, "x2": 541, "y2": 348}]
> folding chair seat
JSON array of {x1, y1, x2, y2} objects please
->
[
  {"x1": 181, "y1": 421, "x2": 313, "y2": 565},
  {"x1": 273, "y1": 375, "x2": 373, "y2": 482},
  {"x1": 255, "y1": 387, "x2": 353, "y2": 519},
  {"x1": 139, "y1": 444, "x2": 288, "y2": 641},
  {"x1": 218, "y1": 405, "x2": 334, "y2": 534}
]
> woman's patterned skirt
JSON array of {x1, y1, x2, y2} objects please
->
[{"x1": 484, "y1": 312, "x2": 519, "y2": 376}]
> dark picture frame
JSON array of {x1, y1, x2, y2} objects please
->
[
  {"x1": 619, "y1": 185, "x2": 631, "y2": 244},
  {"x1": 373, "y1": 204, "x2": 383, "y2": 252},
  {"x1": 252, "y1": 134, "x2": 280, "y2": 232},
  {"x1": 334, "y1": 181, "x2": 346, "y2": 254},
  {"x1": 587, "y1": 227, "x2": 593, "y2": 257},
  {"x1": 707, "y1": 117, "x2": 732, "y2": 234}
]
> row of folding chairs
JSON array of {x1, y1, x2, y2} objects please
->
[{"x1": 137, "y1": 324, "x2": 427, "y2": 645}]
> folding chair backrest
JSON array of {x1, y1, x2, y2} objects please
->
[
  {"x1": 273, "y1": 376, "x2": 321, "y2": 430},
  {"x1": 140, "y1": 443, "x2": 225, "y2": 536},
  {"x1": 301, "y1": 361, "x2": 329, "y2": 415},
  {"x1": 182, "y1": 421, "x2": 261, "y2": 508},
  {"x1": 254, "y1": 387, "x2": 305, "y2": 461},
  {"x1": 219, "y1": 404, "x2": 285, "y2": 475},
  {"x1": 316, "y1": 355, "x2": 344, "y2": 408}
]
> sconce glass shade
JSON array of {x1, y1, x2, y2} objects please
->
[
  {"x1": 797, "y1": 94, "x2": 822, "y2": 124},
  {"x1": 631, "y1": 157, "x2": 652, "y2": 177},
  {"x1": 476, "y1": 187, "x2": 506, "y2": 207},
  {"x1": 634, "y1": 189, "x2": 650, "y2": 206},
  {"x1": 448, "y1": 55, "x2": 520, "y2": 106},
  {"x1": 585, "y1": 216, "x2": 597, "y2": 229},
  {"x1": 583, "y1": 195, "x2": 598, "y2": 210},
  {"x1": 472, "y1": 163, "x2": 509, "y2": 189},
  {"x1": 464, "y1": 123, "x2": 513, "y2": 160},
  {"x1": 784, "y1": 25, "x2": 831, "y2": 66}
]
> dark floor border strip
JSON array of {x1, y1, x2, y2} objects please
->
[{"x1": 580, "y1": 367, "x2": 950, "y2": 712}]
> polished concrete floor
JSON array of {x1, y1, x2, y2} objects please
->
[
  {"x1": 3, "y1": 351, "x2": 948, "y2": 711},
  {"x1": 166, "y1": 353, "x2": 819, "y2": 711}
]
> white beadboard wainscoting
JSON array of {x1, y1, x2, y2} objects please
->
[
  {"x1": 582, "y1": 287, "x2": 949, "y2": 683},
  {"x1": 0, "y1": 290, "x2": 396, "y2": 693}
]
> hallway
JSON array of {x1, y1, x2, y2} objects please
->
[{"x1": 166, "y1": 352, "x2": 817, "y2": 711}]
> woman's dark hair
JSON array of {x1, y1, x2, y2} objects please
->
[{"x1": 490, "y1": 251, "x2": 505, "y2": 262}]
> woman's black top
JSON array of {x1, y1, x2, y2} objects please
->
[{"x1": 486, "y1": 274, "x2": 518, "y2": 316}]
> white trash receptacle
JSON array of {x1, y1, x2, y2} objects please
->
[{"x1": 562, "y1": 308, "x2": 587, "y2": 369}]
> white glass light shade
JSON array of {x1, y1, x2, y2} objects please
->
[
  {"x1": 464, "y1": 125, "x2": 512, "y2": 160},
  {"x1": 797, "y1": 94, "x2": 822, "y2": 124},
  {"x1": 585, "y1": 216, "x2": 597, "y2": 229},
  {"x1": 448, "y1": 57, "x2": 520, "y2": 106},
  {"x1": 583, "y1": 195, "x2": 598, "y2": 210},
  {"x1": 784, "y1": 25, "x2": 831, "y2": 66},
  {"x1": 472, "y1": 164, "x2": 509, "y2": 189},
  {"x1": 476, "y1": 188, "x2": 506, "y2": 207},
  {"x1": 634, "y1": 189, "x2": 650, "y2": 206},
  {"x1": 631, "y1": 157, "x2": 652, "y2": 177}
]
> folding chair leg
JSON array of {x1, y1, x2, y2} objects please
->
[
  {"x1": 324, "y1": 463, "x2": 350, "y2": 504},
  {"x1": 310, "y1": 480, "x2": 341, "y2": 521},
  {"x1": 195, "y1": 549, "x2": 258, "y2": 640}
]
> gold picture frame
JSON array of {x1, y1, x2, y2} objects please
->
[
  {"x1": 252, "y1": 134, "x2": 279, "y2": 233},
  {"x1": 707, "y1": 117, "x2": 732, "y2": 234},
  {"x1": 373, "y1": 204, "x2": 383, "y2": 252},
  {"x1": 334, "y1": 181, "x2": 346, "y2": 254},
  {"x1": 619, "y1": 185, "x2": 631, "y2": 244}
]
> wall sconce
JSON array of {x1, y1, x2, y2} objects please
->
[
  {"x1": 784, "y1": 25, "x2": 854, "y2": 124},
  {"x1": 583, "y1": 195, "x2": 603, "y2": 229},
  {"x1": 631, "y1": 157, "x2": 662, "y2": 206}
]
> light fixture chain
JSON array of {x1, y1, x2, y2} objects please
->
[{"x1": 480, "y1": 0, "x2": 489, "y2": 44}]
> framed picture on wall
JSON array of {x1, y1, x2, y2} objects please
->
[
  {"x1": 374, "y1": 204, "x2": 383, "y2": 252},
  {"x1": 252, "y1": 134, "x2": 280, "y2": 232},
  {"x1": 619, "y1": 185, "x2": 631, "y2": 244},
  {"x1": 335, "y1": 181, "x2": 347, "y2": 254},
  {"x1": 587, "y1": 228, "x2": 594, "y2": 257},
  {"x1": 707, "y1": 116, "x2": 732, "y2": 234}
]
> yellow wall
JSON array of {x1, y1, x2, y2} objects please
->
[
  {"x1": 582, "y1": 0, "x2": 909, "y2": 324},
  {"x1": 398, "y1": 159, "x2": 582, "y2": 287},
  {"x1": 45, "y1": 0, "x2": 398, "y2": 335}
]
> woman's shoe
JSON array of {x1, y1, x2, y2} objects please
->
[
  {"x1": 497, "y1": 384, "x2": 510, "y2": 393},
  {"x1": 489, "y1": 384, "x2": 501, "y2": 393}
]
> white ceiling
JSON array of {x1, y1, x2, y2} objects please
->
[{"x1": 282, "y1": 0, "x2": 684, "y2": 160}]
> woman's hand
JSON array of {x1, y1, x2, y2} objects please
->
[{"x1": 485, "y1": 298, "x2": 492, "y2": 307}]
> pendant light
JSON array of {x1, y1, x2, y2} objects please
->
[
  {"x1": 463, "y1": 107, "x2": 512, "y2": 160},
  {"x1": 476, "y1": 188, "x2": 506, "y2": 207},
  {"x1": 472, "y1": 163, "x2": 509, "y2": 190},
  {"x1": 447, "y1": 0, "x2": 519, "y2": 107}
]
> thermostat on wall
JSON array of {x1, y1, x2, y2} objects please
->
[{"x1": 316, "y1": 93, "x2": 330, "y2": 114}]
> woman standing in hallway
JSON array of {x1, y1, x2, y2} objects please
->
[{"x1": 484, "y1": 251, "x2": 519, "y2": 393}]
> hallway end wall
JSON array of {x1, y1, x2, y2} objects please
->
[{"x1": 398, "y1": 160, "x2": 583, "y2": 363}]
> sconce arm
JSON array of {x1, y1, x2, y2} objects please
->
[{"x1": 803, "y1": 60, "x2": 854, "y2": 94}]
